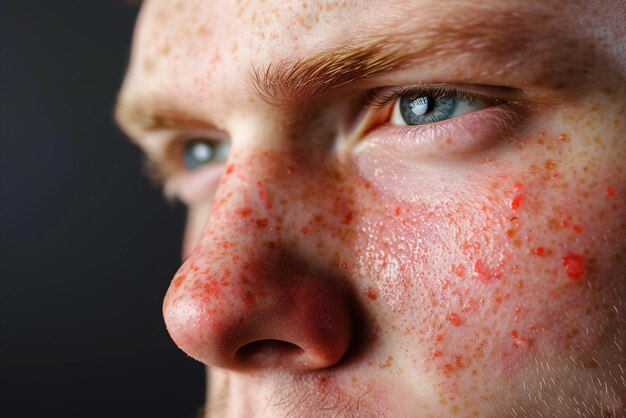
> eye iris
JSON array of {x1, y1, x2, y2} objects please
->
[
  {"x1": 184, "y1": 141, "x2": 214, "y2": 170},
  {"x1": 399, "y1": 94, "x2": 457, "y2": 125}
]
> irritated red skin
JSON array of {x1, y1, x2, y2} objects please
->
[{"x1": 161, "y1": 124, "x2": 625, "y2": 414}]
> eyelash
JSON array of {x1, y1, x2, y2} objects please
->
[{"x1": 365, "y1": 84, "x2": 507, "y2": 111}]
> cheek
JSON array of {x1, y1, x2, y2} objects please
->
[{"x1": 352, "y1": 130, "x2": 626, "y2": 382}]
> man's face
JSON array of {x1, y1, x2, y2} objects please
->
[{"x1": 116, "y1": 0, "x2": 626, "y2": 416}]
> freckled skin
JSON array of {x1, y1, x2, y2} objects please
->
[{"x1": 117, "y1": 0, "x2": 626, "y2": 416}]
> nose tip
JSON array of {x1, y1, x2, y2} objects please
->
[{"x1": 163, "y1": 254, "x2": 353, "y2": 372}]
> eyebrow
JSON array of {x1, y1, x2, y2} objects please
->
[
  {"x1": 116, "y1": 2, "x2": 579, "y2": 137},
  {"x1": 250, "y1": 4, "x2": 570, "y2": 107}
]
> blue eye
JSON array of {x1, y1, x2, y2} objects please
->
[
  {"x1": 393, "y1": 93, "x2": 485, "y2": 126},
  {"x1": 182, "y1": 139, "x2": 230, "y2": 170}
]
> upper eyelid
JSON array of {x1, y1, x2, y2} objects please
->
[{"x1": 365, "y1": 84, "x2": 525, "y2": 108}]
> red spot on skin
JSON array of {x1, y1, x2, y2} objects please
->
[
  {"x1": 255, "y1": 218, "x2": 268, "y2": 229},
  {"x1": 572, "y1": 225, "x2": 583, "y2": 234},
  {"x1": 226, "y1": 164, "x2": 235, "y2": 175},
  {"x1": 446, "y1": 313, "x2": 462, "y2": 326},
  {"x1": 561, "y1": 220, "x2": 570, "y2": 228},
  {"x1": 452, "y1": 264, "x2": 465, "y2": 277},
  {"x1": 562, "y1": 253, "x2": 585, "y2": 281},
  {"x1": 511, "y1": 330, "x2": 533, "y2": 349},
  {"x1": 300, "y1": 226, "x2": 309, "y2": 235},
  {"x1": 394, "y1": 207, "x2": 401, "y2": 216},
  {"x1": 473, "y1": 259, "x2": 502, "y2": 282},
  {"x1": 256, "y1": 181, "x2": 271, "y2": 209},
  {"x1": 442, "y1": 355, "x2": 465, "y2": 377},
  {"x1": 342, "y1": 211, "x2": 353, "y2": 225},
  {"x1": 435, "y1": 334, "x2": 444, "y2": 342},
  {"x1": 454, "y1": 355, "x2": 464, "y2": 368},
  {"x1": 606, "y1": 186, "x2": 616, "y2": 198},
  {"x1": 434, "y1": 350, "x2": 442, "y2": 357},
  {"x1": 462, "y1": 297, "x2": 478, "y2": 313},
  {"x1": 340, "y1": 262, "x2": 348, "y2": 269},
  {"x1": 514, "y1": 306, "x2": 524, "y2": 323},
  {"x1": 514, "y1": 181, "x2": 523, "y2": 191},
  {"x1": 236, "y1": 207, "x2": 252, "y2": 217},
  {"x1": 366, "y1": 287, "x2": 378, "y2": 300},
  {"x1": 511, "y1": 194, "x2": 524, "y2": 210},
  {"x1": 531, "y1": 247, "x2": 546, "y2": 256},
  {"x1": 173, "y1": 275, "x2": 186, "y2": 289},
  {"x1": 558, "y1": 133, "x2": 570, "y2": 142},
  {"x1": 243, "y1": 291, "x2": 255, "y2": 306}
]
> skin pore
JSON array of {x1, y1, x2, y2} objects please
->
[{"x1": 115, "y1": 0, "x2": 626, "y2": 416}]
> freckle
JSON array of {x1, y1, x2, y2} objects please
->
[
  {"x1": 545, "y1": 160, "x2": 558, "y2": 170},
  {"x1": 446, "y1": 312, "x2": 462, "y2": 326},
  {"x1": 142, "y1": 57, "x2": 156, "y2": 73},
  {"x1": 378, "y1": 355, "x2": 393, "y2": 368},
  {"x1": 341, "y1": 211, "x2": 353, "y2": 224},
  {"x1": 173, "y1": 275, "x2": 186, "y2": 289},
  {"x1": 562, "y1": 253, "x2": 585, "y2": 281},
  {"x1": 511, "y1": 194, "x2": 524, "y2": 210},
  {"x1": 558, "y1": 133, "x2": 570, "y2": 142},
  {"x1": 197, "y1": 24, "x2": 210, "y2": 36},
  {"x1": 158, "y1": 44, "x2": 171, "y2": 57},
  {"x1": 255, "y1": 218, "x2": 268, "y2": 229},
  {"x1": 606, "y1": 186, "x2": 616, "y2": 198}
]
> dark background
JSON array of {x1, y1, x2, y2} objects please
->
[{"x1": 1, "y1": 1, "x2": 205, "y2": 417}]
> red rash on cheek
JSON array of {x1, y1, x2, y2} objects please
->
[{"x1": 352, "y1": 126, "x2": 624, "y2": 403}]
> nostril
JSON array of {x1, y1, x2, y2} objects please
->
[{"x1": 236, "y1": 340, "x2": 304, "y2": 368}]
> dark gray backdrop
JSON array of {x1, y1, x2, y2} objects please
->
[{"x1": 1, "y1": 1, "x2": 205, "y2": 417}]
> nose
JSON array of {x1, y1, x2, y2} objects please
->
[{"x1": 162, "y1": 152, "x2": 353, "y2": 371}]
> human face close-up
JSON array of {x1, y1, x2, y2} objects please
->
[{"x1": 116, "y1": 0, "x2": 626, "y2": 416}]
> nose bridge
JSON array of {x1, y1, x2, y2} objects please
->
[{"x1": 163, "y1": 148, "x2": 354, "y2": 371}]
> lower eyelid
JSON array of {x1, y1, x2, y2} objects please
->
[{"x1": 358, "y1": 105, "x2": 524, "y2": 157}]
